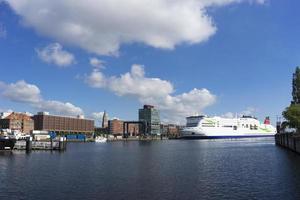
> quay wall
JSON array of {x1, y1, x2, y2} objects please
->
[{"x1": 275, "y1": 133, "x2": 300, "y2": 153}]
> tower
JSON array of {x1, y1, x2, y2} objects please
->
[{"x1": 102, "y1": 111, "x2": 108, "y2": 128}]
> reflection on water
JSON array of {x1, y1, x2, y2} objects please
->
[{"x1": 1, "y1": 138, "x2": 300, "y2": 200}]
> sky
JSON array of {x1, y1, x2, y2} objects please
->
[{"x1": 0, "y1": 0, "x2": 299, "y2": 125}]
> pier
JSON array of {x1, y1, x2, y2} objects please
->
[
  {"x1": 107, "y1": 136, "x2": 168, "y2": 142},
  {"x1": 0, "y1": 137, "x2": 67, "y2": 151},
  {"x1": 275, "y1": 133, "x2": 300, "y2": 153}
]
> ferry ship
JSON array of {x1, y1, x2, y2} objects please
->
[{"x1": 180, "y1": 115, "x2": 276, "y2": 139}]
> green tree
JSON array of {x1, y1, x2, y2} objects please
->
[
  {"x1": 282, "y1": 104, "x2": 300, "y2": 130},
  {"x1": 292, "y1": 67, "x2": 300, "y2": 104},
  {"x1": 283, "y1": 67, "x2": 300, "y2": 132}
]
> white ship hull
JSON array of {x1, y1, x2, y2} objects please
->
[
  {"x1": 181, "y1": 128, "x2": 275, "y2": 139},
  {"x1": 181, "y1": 115, "x2": 276, "y2": 139}
]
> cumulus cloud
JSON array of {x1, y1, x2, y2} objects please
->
[
  {"x1": 200, "y1": 0, "x2": 266, "y2": 6},
  {"x1": 91, "y1": 112, "x2": 104, "y2": 120},
  {"x1": 222, "y1": 107, "x2": 258, "y2": 118},
  {"x1": 241, "y1": 107, "x2": 257, "y2": 116},
  {"x1": 90, "y1": 58, "x2": 105, "y2": 69},
  {"x1": 86, "y1": 64, "x2": 174, "y2": 98},
  {"x1": 0, "y1": 108, "x2": 14, "y2": 113},
  {"x1": 36, "y1": 43, "x2": 75, "y2": 67},
  {"x1": 5, "y1": 0, "x2": 265, "y2": 55},
  {"x1": 85, "y1": 64, "x2": 216, "y2": 123},
  {"x1": 222, "y1": 112, "x2": 235, "y2": 118},
  {"x1": 91, "y1": 112, "x2": 105, "y2": 126},
  {"x1": 37, "y1": 101, "x2": 83, "y2": 116},
  {"x1": 0, "y1": 80, "x2": 83, "y2": 116},
  {"x1": 85, "y1": 69, "x2": 107, "y2": 88},
  {"x1": 1, "y1": 80, "x2": 42, "y2": 103}
]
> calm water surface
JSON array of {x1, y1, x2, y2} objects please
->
[{"x1": 1, "y1": 138, "x2": 300, "y2": 200}]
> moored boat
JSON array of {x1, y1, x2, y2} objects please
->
[
  {"x1": 95, "y1": 136, "x2": 107, "y2": 143},
  {"x1": 0, "y1": 137, "x2": 16, "y2": 150}
]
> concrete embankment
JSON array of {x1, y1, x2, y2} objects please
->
[
  {"x1": 107, "y1": 136, "x2": 169, "y2": 142},
  {"x1": 275, "y1": 133, "x2": 300, "y2": 153},
  {"x1": 13, "y1": 137, "x2": 67, "y2": 151}
]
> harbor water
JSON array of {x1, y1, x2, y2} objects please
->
[{"x1": 1, "y1": 138, "x2": 300, "y2": 200}]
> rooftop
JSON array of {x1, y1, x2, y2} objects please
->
[{"x1": 4, "y1": 112, "x2": 33, "y2": 121}]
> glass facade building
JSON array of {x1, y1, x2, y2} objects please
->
[{"x1": 139, "y1": 105, "x2": 161, "y2": 135}]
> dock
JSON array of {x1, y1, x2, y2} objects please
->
[
  {"x1": 1, "y1": 137, "x2": 67, "y2": 151},
  {"x1": 275, "y1": 133, "x2": 300, "y2": 153},
  {"x1": 14, "y1": 140, "x2": 64, "y2": 150}
]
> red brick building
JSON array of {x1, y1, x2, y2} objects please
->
[
  {"x1": 0, "y1": 112, "x2": 34, "y2": 134},
  {"x1": 33, "y1": 112, "x2": 94, "y2": 135},
  {"x1": 108, "y1": 119, "x2": 139, "y2": 136},
  {"x1": 160, "y1": 124, "x2": 181, "y2": 137}
]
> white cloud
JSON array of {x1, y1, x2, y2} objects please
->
[
  {"x1": 85, "y1": 64, "x2": 216, "y2": 123},
  {"x1": 36, "y1": 43, "x2": 75, "y2": 67},
  {"x1": 91, "y1": 112, "x2": 104, "y2": 126},
  {"x1": 85, "y1": 69, "x2": 107, "y2": 88},
  {"x1": 91, "y1": 112, "x2": 104, "y2": 120},
  {"x1": 86, "y1": 64, "x2": 174, "y2": 98},
  {"x1": 0, "y1": 80, "x2": 83, "y2": 116},
  {"x1": 1, "y1": 80, "x2": 42, "y2": 103},
  {"x1": 201, "y1": 0, "x2": 266, "y2": 6},
  {"x1": 241, "y1": 107, "x2": 257, "y2": 116},
  {"x1": 37, "y1": 101, "x2": 83, "y2": 116},
  {"x1": 90, "y1": 57, "x2": 105, "y2": 69},
  {"x1": 222, "y1": 107, "x2": 258, "y2": 118},
  {"x1": 222, "y1": 112, "x2": 235, "y2": 118},
  {"x1": 6, "y1": 0, "x2": 264, "y2": 55},
  {"x1": 0, "y1": 108, "x2": 13, "y2": 113}
]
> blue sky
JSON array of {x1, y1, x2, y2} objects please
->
[{"x1": 0, "y1": 0, "x2": 298, "y2": 125}]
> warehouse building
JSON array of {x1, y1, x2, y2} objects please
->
[{"x1": 33, "y1": 112, "x2": 94, "y2": 135}]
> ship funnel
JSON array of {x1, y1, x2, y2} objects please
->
[{"x1": 264, "y1": 116, "x2": 270, "y2": 125}]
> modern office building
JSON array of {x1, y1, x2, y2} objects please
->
[
  {"x1": 0, "y1": 112, "x2": 34, "y2": 134},
  {"x1": 33, "y1": 112, "x2": 94, "y2": 135},
  {"x1": 138, "y1": 105, "x2": 160, "y2": 135}
]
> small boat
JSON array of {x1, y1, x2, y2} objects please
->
[
  {"x1": 95, "y1": 136, "x2": 107, "y2": 143},
  {"x1": 0, "y1": 137, "x2": 16, "y2": 150}
]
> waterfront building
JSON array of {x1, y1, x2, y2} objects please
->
[
  {"x1": 102, "y1": 111, "x2": 109, "y2": 128},
  {"x1": 94, "y1": 127, "x2": 109, "y2": 135},
  {"x1": 0, "y1": 112, "x2": 13, "y2": 119},
  {"x1": 139, "y1": 105, "x2": 160, "y2": 135},
  {"x1": 33, "y1": 112, "x2": 94, "y2": 135},
  {"x1": 108, "y1": 119, "x2": 139, "y2": 136},
  {"x1": 0, "y1": 112, "x2": 34, "y2": 134},
  {"x1": 160, "y1": 124, "x2": 181, "y2": 137}
]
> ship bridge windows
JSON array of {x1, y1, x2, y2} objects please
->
[
  {"x1": 201, "y1": 122, "x2": 215, "y2": 127},
  {"x1": 186, "y1": 123, "x2": 199, "y2": 127}
]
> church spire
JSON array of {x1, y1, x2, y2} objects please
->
[{"x1": 102, "y1": 110, "x2": 108, "y2": 128}]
